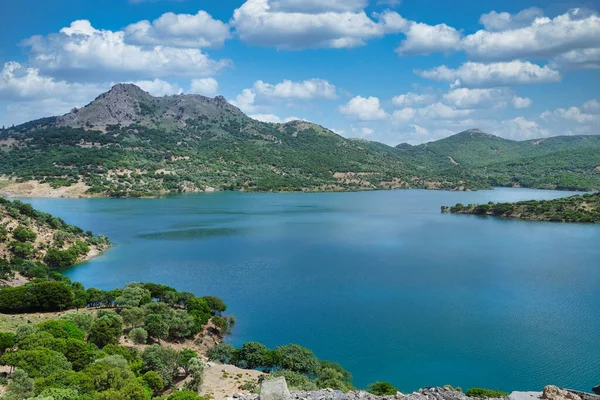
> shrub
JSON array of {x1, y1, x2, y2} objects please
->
[
  {"x1": 368, "y1": 382, "x2": 398, "y2": 396},
  {"x1": 208, "y1": 343, "x2": 235, "y2": 364},
  {"x1": 38, "y1": 320, "x2": 85, "y2": 341},
  {"x1": 44, "y1": 248, "x2": 78, "y2": 268},
  {"x1": 13, "y1": 226, "x2": 37, "y2": 243},
  {"x1": 143, "y1": 370, "x2": 164, "y2": 393},
  {"x1": 168, "y1": 391, "x2": 204, "y2": 400},
  {"x1": 129, "y1": 327, "x2": 148, "y2": 344},
  {"x1": 465, "y1": 388, "x2": 509, "y2": 398}
]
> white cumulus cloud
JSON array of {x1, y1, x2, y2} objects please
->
[
  {"x1": 231, "y1": 0, "x2": 406, "y2": 50},
  {"x1": 190, "y1": 78, "x2": 219, "y2": 96},
  {"x1": 124, "y1": 11, "x2": 231, "y2": 48},
  {"x1": 416, "y1": 60, "x2": 561, "y2": 87},
  {"x1": 23, "y1": 20, "x2": 231, "y2": 81},
  {"x1": 391, "y1": 92, "x2": 436, "y2": 107},
  {"x1": 442, "y1": 88, "x2": 531, "y2": 109},
  {"x1": 339, "y1": 96, "x2": 389, "y2": 120}
]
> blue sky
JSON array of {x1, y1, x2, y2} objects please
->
[{"x1": 0, "y1": 0, "x2": 599, "y2": 145}]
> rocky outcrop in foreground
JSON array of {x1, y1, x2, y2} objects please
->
[{"x1": 229, "y1": 378, "x2": 600, "y2": 400}]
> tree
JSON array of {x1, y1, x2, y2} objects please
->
[
  {"x1": 10, "y1": 241, "x2": 35, "y2": 259},
  {"x1": 43, "y1": 248, "x2": 78, "y2": 268},
  {"x1": 185, "y1": 358, "x2": 204, "y2": 393},
  {"x1": 64, "y1": 338, "x2": 97, "y2": 371},
  {"x1": 1, "y1": 348, "x2": 71, "y2": 378},
  {"x1": 145, "y1": 314, "x2": 169, "y2": 342},
  {"x1": 178, "y1": 349, "x2": 198, "y2": 374},
  {"x1": 115, "y1": 285, "x2": 151, "y2": 308},
  {"x1": 121, "y1": 307, "x2": 145, "y2": 328},
  {"x1": 276, "y1": 344, "x2": 319, "y2": 375},
  {"x1": 142, "y1": 345, "x2": 180, "y2": 387},
  {"x1": 202, "y1": 296, "x2": 226, "y2": 314},
  {"x1": 129, "y1": 328, "x2": 148, "y2": 345},
  {"x1": 13, "y1": 226, "x2": 37, "y2": 243},
  {"x1": 207, "y1": 343, "x2": 235, "y2": 364},
  {"x1": 0, "y1": 332, "x2": 15, "y2": 354},
  {"x1": 368, "y1": 382, "x2": 398, "y2": 396},
  {"x1": 88, "y1": 319, "x2": 119, "y2": 348},
  {"x1": 239, "y1": 342, "x2": 267, "y2": 369},
  {"x1": 6, "y1": 369, "x2": 34, "y2": 399},
  {"x1": 38, "y1": 320, "x2": 85, "y2": 340},
  {"x1": 28, "y1": 281, "x2": 74, "y2": 311},
  {"x1": 143, "y1": 370, "x2": 164, "y2": 394},
  {"x1": 59, "y1": 312, "x2": 94, "y2": 332}
]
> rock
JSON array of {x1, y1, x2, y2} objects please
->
[
  {"x1": 593, "y1": 387, "x2": 600, "y2": 396},
  {"x1": 261, "y1": 377, "x2": 292, "y2": 400},
  {"x1": 510, "y1": 391, "x2": 541, "y2": 400},
  {"x1": 542, "y1": 386, "x2": 582, "y2": 400}
]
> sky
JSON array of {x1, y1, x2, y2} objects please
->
[{"x1": 0, "y1": 0, "x2": 599, "y2": 145}]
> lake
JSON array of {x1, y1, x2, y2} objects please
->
[{"x1": 22, "y1": 188, "x2": 600, "y2": 393}]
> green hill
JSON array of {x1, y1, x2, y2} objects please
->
[
  {"x1": 0, "y1": 85, "x2": 599, "y2": 197},
  {"x1": 443, "y1": 192, "x2": 600, "y2": 223}
]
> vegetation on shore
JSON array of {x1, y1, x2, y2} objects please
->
[
  {"x1": 208, "y1": 342, "x2": 354, "y2": 393},
  {"x1": 0, "y1": 278, "x2": 232, "y2": 399},
  {"x1": 442, "y1": 192, "x2": 600, "y2": 223},
  {"x1": 0, "y1": 197, "x2": 110, "y2": 284}
]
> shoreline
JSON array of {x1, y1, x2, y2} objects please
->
[{"x1": 0, "y1": 179, "x2": 590, "y2": 200}]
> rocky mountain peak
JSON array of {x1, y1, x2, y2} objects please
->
[{"x1": 56, "y1": 83, "x2": 245, "y2": 130}]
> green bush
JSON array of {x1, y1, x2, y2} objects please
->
[
  {"x1": 38, "y1": 320, "x2": 85, "y2": 340},
  {"x1": 368, "y1": 381, "x2": 398, "y2": 396},
  {"x1": 465, "y1": 388, "x2": 509, "y2": 398},
  {"x1": 13, "y1": 226, "x2": 37, "y2": 243},
  {"x1": 129, "y1": 327, "x2": 148, "y2": 344},
  {"x1": 44, "y1": 248, "x2": 78, "y2": 268}
]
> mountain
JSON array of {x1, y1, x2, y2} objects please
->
[
  {"x1": 397, "y1": 129, "x2": 600, "y2": 191},
  {"x1": 0, "y1": 84, "x2": 599, "y2": 197}
]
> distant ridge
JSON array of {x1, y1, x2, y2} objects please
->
[{"x1": 0, "y1": 83, "x2": 599, "y2": 197}]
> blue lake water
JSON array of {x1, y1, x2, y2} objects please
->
[{"x1": 21, "y1": 188, "x2": 600, "y2": 393}]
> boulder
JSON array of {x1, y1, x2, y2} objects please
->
[
  {"x1": 542, "y1": 386, "x2": 582, "y2": 400},
  {"x1": 261, "y1": 377, "x2": 292, "y2": 400},
  {"x1": 593, "y1": 387, "x2": 600, "y2": 396},
  {"x1": 509, "y1": 392, "x2": 541, "y2": 400}
]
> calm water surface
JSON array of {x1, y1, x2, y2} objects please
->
[{"x1": 22, "y1": 188, "x2": 600, "y2": 392}]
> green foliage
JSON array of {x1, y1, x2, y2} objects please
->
[
  {"x1": 446, "y1": 192, "x2": 600, "y2": 223},
  {"x1": 142, "y1": 344, "x2": 180, "y2": 387},
  {"x1": 43, "y1": 248, "x2": 78, "y2": 268},
  {"x1": 203, "y1": 296, "x2": 227, "y2": 314},
  {"x1": 0, "y1": 281, "x2": 73, "y2": 313},
  {"x1": 6, "y1": 369, "x2": 34, "y2": 399},
  {"x1": 38, "y1": 319, "x2": 85, "y2": 340},
  {"x1": 13, "y1": 225, "x2": 37, "y2": 242},
  {"x1": 465, "y1": 388, "x2": 510, "y2": 398},
  {"x1": 116, "y1": 284, "x2": 152, "y2": 308},
  {"x1": 143, "y1": 370, "x2": 165, "y2": 394},
  {"x1": 239, "y1": 341, "x2": 267, "y2": 369},
  {"x1": 168, "y1": 391, "x2": 204, "y2": 400},
  {"x1": 208, "y1": 343, "x2": 236, "y2": 364},
  {"x1": 277, "y1": 344, "x2": 320, "y2": 375},
  {"x1": 59, "y1": 311, "x2": 94, "y2": 332},
  {"x1": 145, "y1": 314, "x2": 169, "y2": 342},
  {"x1": 0, "y1": 332, "x2": 15, "y2": 353},
  {"x1": 10, "y1": 241, "x2": 35, "y2": 259},
  {"x1": 270, "y1": 370, "x2": 318, "y2": 391},
  {"x1": 368, "y1": 382, "x2": 398, "y2": 396},
  {"x1": 1, "y1": 347, "x2": 72, "y2": 378},
  {"x1": 88, "y1": 312, "x2": 123, "y2": 348},
  {"x1": 129, "y1": 327, "x2": 149, "y2": 344}
]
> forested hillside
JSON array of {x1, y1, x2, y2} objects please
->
[
  {"x1": 0, "y1": 198, "x2": 109, "y2": 284},
  {"x1": 0, "y1": 85, "x2": 599, "y2": 197},
  {"x1": 443, "y1": 192, "x2": 600, "y2": 223}
]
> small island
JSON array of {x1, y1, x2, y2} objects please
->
[{"x1": 442, "y1": 192, "x2": 600, "y2": 223}]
